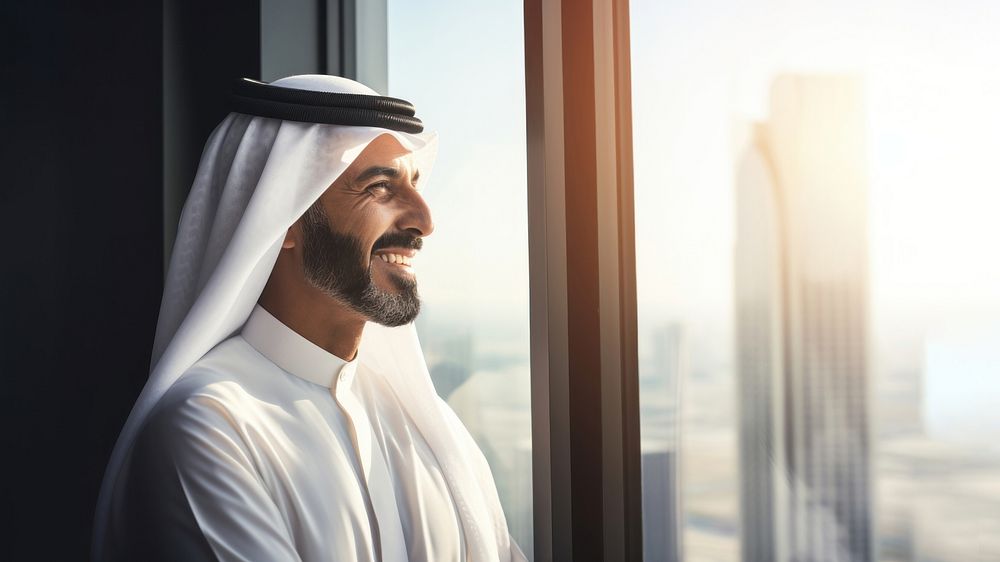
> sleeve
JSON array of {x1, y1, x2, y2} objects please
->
[{"x1": 115, "y1": 392, "x2": 302, "y2": 562}]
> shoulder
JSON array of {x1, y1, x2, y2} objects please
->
[
  {"x1": 134, "y1": 336, "x2": 280, "y2": 460},
  {"x1": 114, "y1": 339, "x2": 291, "y2": 561},
  {"x1": 157, "y1": 334, "x2": 297, "y2": 417}
]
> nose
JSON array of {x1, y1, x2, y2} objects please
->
[{"x1": 396, "y1": 190, "x2": 434, "y2": 238}]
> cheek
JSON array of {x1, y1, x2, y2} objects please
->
[{"x1": 342, "y1": 207, "x2": 394, "y2": 251}]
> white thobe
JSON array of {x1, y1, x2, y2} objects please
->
[{"x1": 112, "y1": 305, "x2": 467, "y2": 561}]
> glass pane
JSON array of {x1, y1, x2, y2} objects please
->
[
  {"x1": 387, "y1": 1, "x2": 533, "y2": 556},
  {"x1": 630, "y1": 2, "x2": 1000, "y2": 561}
]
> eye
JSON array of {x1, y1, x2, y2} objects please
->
[{"x1": 366, "y1": 181, "x2": 392, "y2": 198}]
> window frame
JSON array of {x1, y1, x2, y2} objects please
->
[{"x1": 523, "y1": 0, "x2": 644, "y2": 560}]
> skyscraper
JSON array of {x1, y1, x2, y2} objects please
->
[{"x1": 734, "y1": 75, "x2": 873, "y2": 562}]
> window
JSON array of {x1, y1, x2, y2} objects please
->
[{"x1": 630, "y1": 1, "x2": 1000, "y2": 560}]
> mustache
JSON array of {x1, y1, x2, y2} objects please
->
[{"x1": 371, "y1": 232, "x2": 423, "y2": 253}]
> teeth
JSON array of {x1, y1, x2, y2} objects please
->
[{"x1": 376, "y1": 253, "x2": 412, "y2": 266}]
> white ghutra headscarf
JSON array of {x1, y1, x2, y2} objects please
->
[{"x1": 93, "y1": 75, "x2": 520, "y2": 561}]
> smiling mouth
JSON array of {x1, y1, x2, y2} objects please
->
[
  {"x1": 372, "y1": 247, "x2": 417, "y2": 269},
  {"x1": 375, "y1": 253, "x2": 413, "y2": 266}
]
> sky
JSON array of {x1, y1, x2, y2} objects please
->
[
  {"x1": 630, "y1": 0, "x2": 1000, "y2": 318},
  {"x1": 387, "y1": 0, "x2": 529, "y2": 327},
  {"x1": 627, "y1": 0, "x2": 1000, "y2": 432}
]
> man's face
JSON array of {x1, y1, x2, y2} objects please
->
[{"x1": 299, "y1": 134, "x2": 433, "y2": 327}]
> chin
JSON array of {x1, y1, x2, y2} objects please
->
[
  {"x1": 380, "y1": 272, "x2": 417, "y2": 293},
  {"x1": 355, "y1": 276, "x2": 421, "y2": 327}
]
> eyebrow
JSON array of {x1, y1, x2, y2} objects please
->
[{"x1": 354, "y1": 165, "x2": 420, "y2": 185}]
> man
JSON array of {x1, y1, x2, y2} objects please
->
[{"x1": 93, "y1": 75, "x2": 524, "y2": 561}]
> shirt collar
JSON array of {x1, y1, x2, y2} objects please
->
[{"x1": 241, "y1": 304, "x2": 358, "y2": 390}]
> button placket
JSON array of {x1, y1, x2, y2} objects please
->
[
  {"x1": 333, "y1": 367, "x2": 408, "y2": 562},
  {"x1": 332, "y1": 365, "x2": 370, "y2": 480},
  {"x1": 331, "y1": 363, "x2": 388, "y2": 560}
]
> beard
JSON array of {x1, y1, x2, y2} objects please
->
[{"x1": 300, "y1": 203, "x2": 421, "y2": 327}]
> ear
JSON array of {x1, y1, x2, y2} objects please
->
[{"x1": 282, "y1": 225, "x2": 297, "y2": 249}]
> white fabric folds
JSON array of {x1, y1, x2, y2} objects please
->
[{"x1": 93, "y1": 75, "x2": 519, "y2": 561}]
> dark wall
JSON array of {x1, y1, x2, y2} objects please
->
[{"x1": 3, "y1": 3, "x2": 164, "y2": 559}]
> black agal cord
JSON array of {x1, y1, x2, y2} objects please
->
[{"x1": 231, "y1": 78, "x2": 424, "y2": 133}]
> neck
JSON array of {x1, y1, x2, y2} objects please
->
[{"x1": 258, "y1": 278, "x2": 366, "y2": 362}]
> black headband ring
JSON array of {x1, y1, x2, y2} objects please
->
[{"x1": 230, "y1": 78, "x2": 424, "y2": 134}]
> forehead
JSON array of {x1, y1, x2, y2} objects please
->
[{"x1": 346, "y1": 134, "x2": 417, "y2": 177}]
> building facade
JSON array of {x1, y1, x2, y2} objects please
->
[{"x1": 735, "y1": 75, "x2": 873, "y2": 562}]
